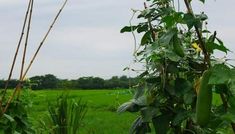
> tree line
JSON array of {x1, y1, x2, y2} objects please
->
[{"x1": 0, "y1": 74, "x2": 138, "y2": 90}]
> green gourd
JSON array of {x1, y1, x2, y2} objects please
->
[{"x1": 196, "y1": 70, "x2": 212, "y2": 126}]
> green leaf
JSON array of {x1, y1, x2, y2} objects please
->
[
  {"x1": 209, "y1": 64, "x2": 231, "y2": 85},
  {"x1": 183, "y1": 13, "x2": 202, "y2": 29},
  {"x1": 172, "y1": 110, "x2": 192, "y2": 126},
  {"x1": 117, "y1": 101, "x2": 139, "y2": 113},
  {"x1": 199, "y1": 0, "x2": 205, "y2": 3},
  {"x1": 137, "y1": 24, "x2": 149, "y2": 33},
  {"x1": 145, "y1": 77, "x2": 161, "y2": 84},
  {"x1": 162, "y1": 15, "x2": 175, "y2": 28},
  {"x1": 134, "y1": 87, "x2": 145, "y2": 99},
  {"x1": 130, "y1": 117, "x2": 151, "y2": 134},
  {"x1": 141, "y1": 31, "x2": 152, "y2": 45},
  {"x1": 3, "y1": 114, "x2": 15, "y2": 122},
  {"x1": 159, "y1": 28, "x2": 177, "y2": 45},
  {"x1": 165, "y1": 49, "x2": 181, "y2": 62},
  {"x1": 175, "y1": 78, "x2": 192, "y2": 96},
  {"x1": 206, "y1": 42, "x2": 229, "y2": 54},
  {"x1": 184, "y1": 91, "x2": 195, "y2": 105},
  {"x1": 120, "y1": 26, "x2": 137, "y2": 33},
  {"x1": 196, "y1": 13, "x2": 208, "y2": 21},
  {"x1": 152, "y1": 114, "x2": 171, "y2": 134},
  {"x1": 140, "y1": 107, "x2": 159, "y2": 122},
  {"x1": 220, "y1": 113, "x2": 235, "y2": 123}
]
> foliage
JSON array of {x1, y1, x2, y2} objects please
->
[
  {"x1": 29, "y1": 74, "x2": 59, "y2": 90},
  {"x1": 37, "y1": 93, "x2": 87, "y2": 134},
  {"x1": 119, "y1": 0, "x2": 235, "y2": 133},
  {"x1": 0, "y1": 89, "x2": 35, "y2": 134},
  {"x1": 29, "y1": 89, "x2": 136, "y2": 134},
  {"x1": 15, "y1": 74, "x2": 138, "y2": 90}
]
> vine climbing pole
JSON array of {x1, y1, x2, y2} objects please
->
[
  {"x1": 0, "y1": 0, "x2": 67, "y2": 116},
  {"x1": 118, "y1": 0, "x2": 235, "y2": 133}
]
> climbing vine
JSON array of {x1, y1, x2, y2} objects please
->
[{"x1": 119, "y1": 0, "x2": 235, "y2": 133}]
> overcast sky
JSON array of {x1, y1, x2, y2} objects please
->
[{"x1": 0, "y1": 0, "x2": 234, "y2": 79}]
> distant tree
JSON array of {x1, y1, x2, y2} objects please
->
[
  {"x1": 29, "y1": 74, "x2": 58, "y2": 89},
  {"x1": 92, "y1": 77, "x2": 105, "y2": 89},
  {"x1": 42, "y1": 74, "x2": 59, "y2": 89},
  {"x1": 30, "y1": 76, "x2": 43, "y2": 89},
  {"x1": 0, "y1": 80, "x2": 5, "y2": 89},
  {"x1": 119, "y1": 75, "x2": 129, "y2": 88}
]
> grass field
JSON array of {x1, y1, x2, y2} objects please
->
[
  {"x1": 1, "y1": 89, "x2": 227, "y2": 134},
  {"x1": 27, "y1": 89, "x2": 138, "y2": 134}
]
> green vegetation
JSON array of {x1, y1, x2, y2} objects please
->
[
  {"x1": 28, "y1": 89, "x2": 137, "y2": 134},
  {"x1": 0, "y1": 75, "x2": 138, "y2": 90},
  {"x1": 119, "y1": 0, "x2": 235, "y2": 133}
]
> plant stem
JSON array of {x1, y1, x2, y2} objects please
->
[
  {"x1": 220, "y1": 93, "x2": 235, "y2": 132},
  {"x1": 183, "y1": 0, "x2": 211, "y2": 68}
]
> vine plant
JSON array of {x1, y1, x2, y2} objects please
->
[{"x1": 118, "y1": 0, "x2": 235, "y2": 133}]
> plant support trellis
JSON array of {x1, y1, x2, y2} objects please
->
[{"x1": 0, "y1": 0, "x2": 68, "y2": 116}]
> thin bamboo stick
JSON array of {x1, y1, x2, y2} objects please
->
[
  {"x1": 16, "y1": 0, "x2": 34, "y2": 99},
  {"x1": 0, "y1": 0, "x2": 32, "y2": 111},
  {"x1": 2, "y1": 0, "x2": 68, "y2": 114}
]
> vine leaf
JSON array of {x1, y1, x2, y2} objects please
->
[
  {"x1": 183, "y1": 13, "x2": 201, "y2": 30},
  {"x1": 120, "y1": 26, "x2": 137, "y2": 33},
  {"x1": 152, "y1": 114, "x2": 171, "y2": 134},
  {"x1": 199, "y1": 0, "x2": 205, "y2": 3},
  {"x1": 130, "y1": 117, "x2": 151, "y2": 134},
  {"x1": 141, "y1": 31, "x2": 152, "y2": 45},
  {"x1": 159, "y1": 28, "x2": 177, "y2": 45},
  {"x1": 209, "y1": 64, "x2": 231, "y2": 85}
]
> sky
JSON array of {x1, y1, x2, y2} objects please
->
[{"x1": 0, "y1": 0, "x2": 235, "y2": 79}]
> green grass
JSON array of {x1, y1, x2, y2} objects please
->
[
  {"x1": 28, "y1": 89, "x2": 138, "y2": 134},
  {"x1": 0, "y1": 89, "x2": 227, "y2": 134}
]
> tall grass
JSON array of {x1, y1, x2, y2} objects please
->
[{"x1": 41, "y1": 94, "x2": 87, "y2": 134}]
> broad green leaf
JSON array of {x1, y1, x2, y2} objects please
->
[
  {"x1": 137, "y1": 24, "x2": 148, "y2": 33},
  {"x1": 134, "y1": 96, "x2": 147, "y2": 106},
  {"x1": 175, "y1": 78, "x2": 192, "y2": 96},
  {"x1": 140, "y1": 107, "x2": 159, "y2": 122},
  {"x1": 134, "y1": 87, "x2": 145, "y2": 99},
  {"x1": 172, "y1": 110, "x2": 192, "y2": 126},
  {"x1": 159, "y1": 28, "x2": 177, "y2": 45},
  {"x1": 209, "y1": 64, "x2": 231, "y2": 85},
  {"x1": 145, "y1": 77, "x2": 161, "y2": 84},
  {"x1": 141, "y1": 31, "x2": 152, "y2": 45},
  {"x1": 3, "y1": 114, "x2": 15, "y2": 122},
  {"x1": 117, "y1": 101, "x2": 139, "y2": 113},
  {"x1": 199, "y1": 0, "x2": 205, "y2": 3},
  {"x1": 206, "y1": 42, "x2": 229, "y2": 54},
  {"x1": 228, "y1": 96, "x2": 235, "y2": 112},
  {"x1": 184, "y1": 91, "x2": 195, "y2": 105},
  {"x1": 220, "y1": 113, "x2": 235, "y2": 123},
  {"x1": 152, "y1": 114, "x2": 171, "y2": 134},
  {"x1": 198, "y1": 13, "x2": 208, "y2": 21},
  {"x1": 166, "y1": 62, "x2": 179, "y2": 73},
  {"x1": 162, "y1": 15, "x2": 175, "y2": 28},
  {"x1": 120, "y1": 26, "x2": 137, "y2": 33},
  {"x1": 183, "y1": 13, "x2": 202, "y2": 29},
  {"x1": 130, "y1": 117, "x2": 151, "y2": 134},
  {"x1": 165, "y1": 50, "x2": 181, "y2": 62}
]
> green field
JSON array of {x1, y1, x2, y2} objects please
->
[
  {"x1": 2, "y1": 89, "x2": 225, "y2": 134},
  {"x1": 27, "y1": 89, "x2": 138, "y2": 134}
]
